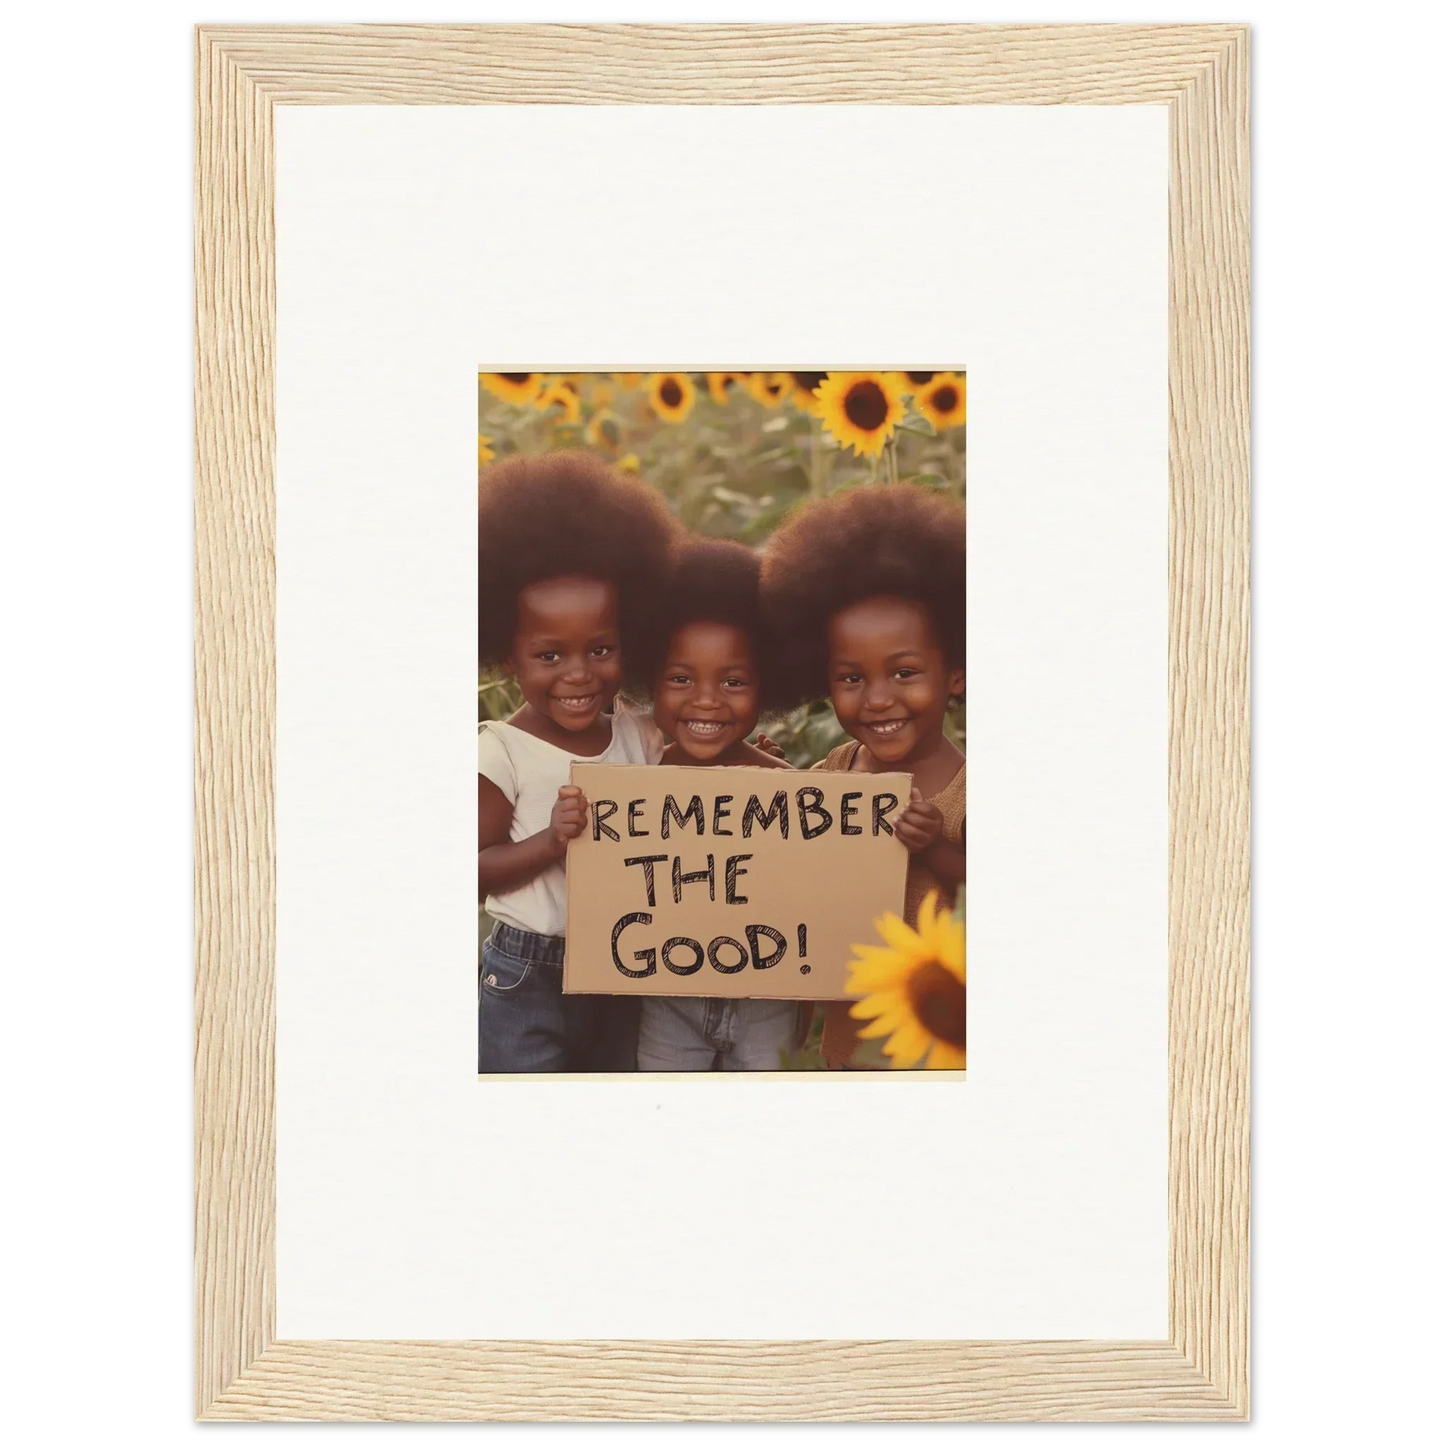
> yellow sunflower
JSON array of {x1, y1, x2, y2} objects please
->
[
  {"x1": 535, "y1": 380, "x2": 581, "y2": 424},
  {"x1": 647, "y1": 372, "x2": 697, "y2": 424},
  {"x1": 846, "y1": 892, "x2": 966, "y2": 1069},
  {"x1": 787, "y1": 371, "x2": 828, "y2": 416},
  {"x1": 706, "y1": 371, "x2": 744, "y2": 405},
  {"x1": 913, "y1": 372, "x2": 966, "y2": 431},
  {"x1": 585, "y1": 408, "x2": 625, "y2": 453},
  {"x1": 617, "y1": 452, "x2": 641, "y2": 473},
  {"x1": 477, "y1": 433, "x2": 495, "y2": 466},
  {"x1": 815, "y1": 372, "x2": 907, "y2": 458},
  {"x1": 746, "y1": 371, "x2": 793, "y2": 408},
  {"x1": 480, "y1": 372, "x2": 545, "y2": 407},
  {"x1": 891, "y1": 371, "x2": 940, "y2": 394},
  {"x1": 614, "y1": 373, "x2": 644, "y2": 390}
]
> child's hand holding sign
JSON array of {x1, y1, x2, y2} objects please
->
[
  {"x1": 893, "y1": 787, "x2": 944, "y2": 852},
  {"x1": 550, "y1": 785, "x2": 591, "y2": 854}
]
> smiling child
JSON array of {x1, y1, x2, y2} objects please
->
[
  {"x1": 476, "y1": 450, "x2": 676, "y2": 1072},
  {"x1": 762, "y1": 485, "x2": 966, "y2": 1067},
  {"x1": 633, "y1": 537, "x2": 798, "y2": 1071}
]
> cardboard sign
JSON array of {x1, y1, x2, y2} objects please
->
[{"x1": 563, "y1": 763, "x2": 910, "y2": 999}]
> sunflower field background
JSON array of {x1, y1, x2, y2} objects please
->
[
  {"x1": 478, "y1": 370, "x2": 967, "y2": 773},
  {"x1": 479, "y1": 370, "x2": 966, "y2": 1069}
]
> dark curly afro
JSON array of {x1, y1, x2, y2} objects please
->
[
  {"x1": 478, "y1": 450, "x2": 677, "y2": 685},
  {"x1": 761, "y1": 484, "x2": 966, "y2": 705},
  {"x1": 637, "y1": 536, "x2": 790, "y2": 715}
]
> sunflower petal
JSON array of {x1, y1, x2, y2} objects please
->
[
  {"x1": 851, "y1": 996, "x2": 911, "y2": 1027},
  {"x1": 927, "y1": 1041, "x2": 967, "y2": 1070},
  {"x1": 847, "y1": 956, "x2": 914, "y2": 991},
  {"x1": 848, "y1": 992, "x2": 905, "y2": 1022},
  {"x1": 647, "y1": 372, "x2": 697, "y2": 424},
  {"x1": 938, "y1": 925, "x2": 965, "y2": 979},
  {"x1": 927, "y1": 894, "x2": 957, "y2": 951},
  {"x1": 875, "y1": 912, "x2": 930, "y2": 960},
  {"x1": 848, "y1": 942, "x2": 910, "y2": 971},
  {"x1": 815, "y1": 372, "x2": 907, "y2": 459},
  {"x1": 883, "y1": 1020, "x2": 932, "y2": 1069},
  {"x1": 914, "y1": 373, "x2": 967, "y2": 431},
  {"x1": 856, "y1": 1010, "x2": 911, "y2": 1039},
  {"x1": 916, "y1": 891, "x2": 939, "y2": 939}
]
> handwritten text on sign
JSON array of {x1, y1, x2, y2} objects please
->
[{"x1": 563, "y1": 764, "x2": 909, "y2": 999}]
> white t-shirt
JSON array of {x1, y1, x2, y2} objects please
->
[{"x1": 477, "y1": 709, "x2": 663, "y2": 937}]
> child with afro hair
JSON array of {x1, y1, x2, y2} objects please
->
[
  {"x1": 631, "y1": 536, "x2": 800, "y2": 1071},
  {"x1": 762, "y1": 484, "x2": 967, "y2": 1068},
  {"x1": 640, "y1": 537, "x2": 792, "y2": 770},
  {"x1": 477, "y1": 449, "x2": 677, "y2": 1073}
]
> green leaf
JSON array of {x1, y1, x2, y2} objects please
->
[
  {"x1": 737, "y1": 496, "x2": 799, "y2": 543},
  {"x1": 709, "y1": 485, "x2": 757, "y2": 507}
]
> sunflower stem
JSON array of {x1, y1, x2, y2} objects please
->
[{"x1": 809, "y1": 416, "x2": 823, "y2": 496}]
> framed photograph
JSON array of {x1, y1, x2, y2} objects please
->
[
  {"x1": 474, "y1": 370, "x2": 968, "y2": 1074},
  {"x1": 196, "y1": 23, "x2": 1248, "y2": 1421}
]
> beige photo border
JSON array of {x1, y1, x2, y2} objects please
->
[{"x1": 195, "y1": 23, "x2": 1249, "y2": 1422}]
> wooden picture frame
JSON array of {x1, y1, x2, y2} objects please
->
[{"x1": 195, "y1": 23, "x2": 1248, "y2": 1421}]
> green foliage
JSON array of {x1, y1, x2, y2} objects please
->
[
  {"x1": 776, "y1": 1006, "x2": 828, "y2": 1069},
  {"x1": 762, "y1": 698, "x2": 850, "y2": 770},
  {"x1": 478, "y1": 373, "x2": 965, "y2": 543},
  {"x1": 478, "y1": 674, "x2": 523, "y2": 722}
]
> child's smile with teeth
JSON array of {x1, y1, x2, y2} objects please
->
[
  {"x1": 554, "y1": 691, "x2": 600, "y2": 712},
  {"x1": 503, "y1": 574, "x2": 623, "y2": 743},
  {"x1": 827, "y1": 595, "x2": 965, "y2": 768},
  {"x1": 654, "y1": 620, "x2": 762, "y2": 764}
]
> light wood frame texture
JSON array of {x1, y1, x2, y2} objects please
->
[{"x1": 196, "y1": 23, "x2": 1249, "y2": 1422}]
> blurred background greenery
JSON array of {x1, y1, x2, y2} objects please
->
[{"x1": 478, "y1": 370, "x2": 965, "y2": 769}]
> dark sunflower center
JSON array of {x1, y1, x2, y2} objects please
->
[
  {"x1": 844, "y1": 380, "x2": 888, "y2": 431},
  {"x1": 932, "y1": 385, "x2": 959, "y2": 414},
  {"x1": 791, "y1": 372, "x2": 826, "y2": 393},
  {"x1": 764, "y1": 377, "x2": 784, "y2": 396},
  {"x1": 660, "y1": 378, "x2": 683, "y2": 407},
  {"x1": 906, "y1": 962, "x2": 967, "y2": 1047},
  {"x1": 499, "y1": 373, "x2": 533, "y2": 384},
  {"x1": 906, "y1": 372, "x2": 935, "y2": 385}
]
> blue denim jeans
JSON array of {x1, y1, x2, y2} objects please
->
[
  {"x1": 478, "y1": 921, "x2": 640, "y2": 1073},
  {"x1": 636, "y1": 996, "x2": 799, "y2": 1071}
]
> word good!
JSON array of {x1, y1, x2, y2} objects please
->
[{"x1": 564, "y1": 765, "x2": 910, "y2": 1000}]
